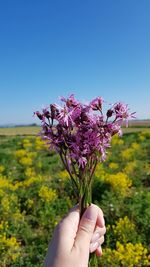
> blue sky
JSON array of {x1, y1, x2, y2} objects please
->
[{"x1": 0, "y1": 0, "x2": 150, "y2": 124}]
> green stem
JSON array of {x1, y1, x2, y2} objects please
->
[
  {"x1": 79, "y1": 178, "x2": 92, "y2": 218},
  {"x1": 89, "y1": 253, "x2": 98, "y2": 267}
]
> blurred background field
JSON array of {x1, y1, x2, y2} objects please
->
[
  {"x1": 0, "y1": 120, "x2": 150, "y2": 136},
  {"x1": 0, "y1": 128, "x2": 150, "y2": 266},
  {"x1": 0, "y1": 126, "x2": 41, "y2": 136}
]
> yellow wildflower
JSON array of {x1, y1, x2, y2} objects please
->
[
  {"x1": 26, "y1": 199, "x2": 34, "y2": 208},
  {"x1": 35, "y1": 137, "x2": 47, "y2": 150},
  {"x1": 111, "y1": 135, "x2": 124, "y2": 146},
  {"x1": 100, "y1": 242, "x2": 150, "y2": 266},
  {"x1": 39, "y1": 185, "x2": 57, "y2": 202},
  {"x1": 1, "y1": 196, "x2": 10, "y2": 212},
  {"x1": 109, "y1": 162, "x2": 119, "y2": 170},
  {"x1": 139, "y1": 130, "x2": 150, "y2": 140},
  {"x1": 124, "y1": 161, "x2": 137, "y2": 175},
  {"x1": 116, "y1": 242, "x2": 150, "y2": 266},
  {"x1": 6, "y1": 236, "x2": 19, "y2": 247},
  {"x1": 15, "y1": 149, "x2": 26, "y2": 158},
  {"x1": 0, "y1": 176, "x2": 14, "y2": 190},
  {"x1": 0, "y1": 221, "x2": 8, "y2": 231},
  {"x1": 94, "y1": 164, "x2": 105, "y2": 180},
  {"x1": 13, "y1": 181, "x2": 23, "y2": 190},
  {"x1": 0, "y1": 189, "x2": 4, "y2": 197},
  {"x1": 16, "y1": 150, "x2": 37, "y2": 166},
  {"x1": 12, "y1": 210, "x2": 25, "y2": 222},
  {"x1": 121, "y1": 148, "x2": 134, "y2": 160},
  {"x1": 0, "y1": 233, "x2": 21, "y2": 263},
  {"x1": 22, "y1": 138, "x2": 32, "y2": 149},
  {"x1": 113, "y1": 216, "x2": 136, "y2": 243},
  {"x1": 23, "y1": 175, "x2": 42, "y2": 187},
  {"x1": 27, "y1": 151, "x2": 37, "y2": 158},
  {"x1": 139, "y1": 133, "x2": 145, "y2": 142},
  {"x1": 25, "y1": 167, "x2": 36, "y2": 177},
  {"x1": 19, "y1": 156, "x2": 33, "y2": 166},
  {"x1": 131, "y1": 142, "x2": 140, "y2": 150},
  {"x1": 58, "y1": 170, "x2": 70, "y2": 180},
  {"x1": 121, "y1": 142, "x2": 141, "y2": 161},
  {"x1": 105, "y1": 172, "x2": 132, "y2": 196},
  {"x1": 0, "y1": 165, "x2": 5, "y2": 173}
]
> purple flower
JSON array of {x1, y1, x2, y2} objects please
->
[
  {"x1": 90, "y1": 97, "x2": 103, "y2": 111},
  {"x1": 114, "y1": 102, "x2": 129, "y2": 119},
  {"x1": 78, "y1": 157, "x2": 87, "y2": 169},
  {"x1": 34, "y1": 111, "x2": 44, "y2": 121},
  {"x1": 35, "y1": 96, "x2": 133, "y2": 167},
  {"x1": 35, "y1": 95, "x2": 134, "y2": 215},
  {"x1": 60, "y1": 94, "x2": 79, "y2": 107}
]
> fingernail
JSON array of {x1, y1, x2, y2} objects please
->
[
  {"x1": 102, "y1": 217, "x2": 105, "y2": 227},
  {"x1": 84, "y1": 206, "x2": 96, "y2": 221},
  {"x1": 91, "y1": 232, "x2": 101, "y2": 243},
  {"x1": 89, "y1": 242, "x2": 99, "y2": 253}
]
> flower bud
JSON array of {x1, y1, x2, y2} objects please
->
[
  {"x1": 34, "y1": 111, "x2": 43, "y2": 120},
  {"x1": 106, "y1": 109, "x2": 113, "y2": 118},
  {"x1": 43, "y1": 109, "x2": 50, "y2": 119}
]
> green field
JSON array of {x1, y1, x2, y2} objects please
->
[
  {"x1": 0, "y1": 130, "x2": 150, "y2": 266},
  {"x1": 0, "y1": 126, "x2": 41, "y2": 136}
]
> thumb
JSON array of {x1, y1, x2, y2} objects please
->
[{"x1": 74, "y1": 204, "x2": 99, "y2": 253}]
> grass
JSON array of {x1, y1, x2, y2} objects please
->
[{"x1": 123, "y1": 127, "x2": 150, "y2": 133}]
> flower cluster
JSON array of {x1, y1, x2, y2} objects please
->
[
  {"x1": 100, "y1": 242, "x2": 150, "y2": 267},
  {"x1": 112, "y1": 216, "x2": 136, "y2": 243},
  {"x1": 38, "y1": 185, "x2": 57, "y2": 203},
  {"x1": 105, "y1": 172, "x2": 132, "y2": 197},
  {"x1": 35, "y1": 95, "x2": 134, "y2": 168},
  {"x1": 35, "y1": 95, "x2": 135, "y2": 213}
]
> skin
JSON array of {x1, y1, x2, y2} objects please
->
[{"x1": 44, "y1": 204, "x2": 106, "y2": 267}]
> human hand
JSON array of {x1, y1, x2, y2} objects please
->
[{"x1": 44, "y1": 204, "x2": 106, "y2": 267}]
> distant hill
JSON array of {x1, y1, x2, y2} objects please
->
[{"x1": 128, "y1": 120, "x2": 150, "y2": 127}]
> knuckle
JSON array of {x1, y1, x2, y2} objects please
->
[{"x1": 79, "y1": 221, "x2": 94, "y2": 236}]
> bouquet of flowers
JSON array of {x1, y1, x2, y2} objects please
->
[{"x1": 35, "y1": 94, "x2": 134, "y2": 217}]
